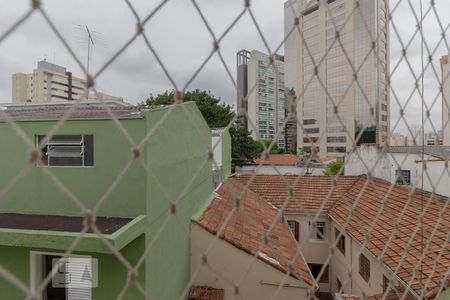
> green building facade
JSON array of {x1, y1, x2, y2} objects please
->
[{"x1": 0, "y1": 102, "x2": 224, "y2": 299}]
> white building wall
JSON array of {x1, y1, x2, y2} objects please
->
[
  {"x1": 345, "y1": 145, "x2": 450, "y2": 197},
  {"x1": 442, "y1": 55, "x2": 450, "y2": 146},
  {"x1": 236, "y1": 165, "x2": 326, "y2": 175},
  {"x1": 191, "y1": 224, "x2": 311, "y2": 300}
]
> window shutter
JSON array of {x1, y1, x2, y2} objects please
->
[{"x1": 295, "y1": 221, "x2": 300, "y2": 241}]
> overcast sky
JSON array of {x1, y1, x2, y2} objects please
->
[{"x1": 0, "y1": 0, "x2": 449, "y2": 135}]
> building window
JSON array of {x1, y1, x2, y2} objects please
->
[
  {"x1": 395, "y1": 170, "x2": 411, "y2": 185},
  {"x1": 287, "y1": 220, "x2": 300, "y2": 241},
  {"x1": 383, "y1": 275, "x2": 389, "y2": 292},
  {"x1": 336, "y1": 278, "x2": 343, "y2": 292},
  {"x1": 308, "y1": 264, "x2": 329, "y2": 283},
  {"x1": 37, "y1": 135, "x2": 94, "y2": 167},
  {"x1": 359, "y1": 254, "x2": 370, "y2": 282},
  {"x1": 335, "y1": 228, "x2": 345, "y2": 255},
  {"x1": 310, "y1": 221, "x2": 326, "y2": 240}
]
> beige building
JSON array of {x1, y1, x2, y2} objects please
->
[
  {"x1": 284, "y1": 0, "x2": 390, "y2": 157},
  {"x1": 442, "y1": 54, "x2": 450, "y2": 146},
  {"x1": 12, "y1": 61, "x2": 122, "y2": 103},
  {"x1": 191, "y1": 178, "x2": 315, "y2": 300},
  {"x1": 238, "y1": 50, "x2": 286, "y2": 148}
]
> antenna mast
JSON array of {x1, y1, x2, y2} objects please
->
[{"x1": 86, "y1": 26, "x2": 94, "y2": 74}]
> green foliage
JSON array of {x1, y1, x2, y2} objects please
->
[
  {"x1": 230, "y1": 127, "x2": 261, "y2": 170},
  {"x1": 144, "y1": 89, "x2": 234, "y2": 128},
  {"x1": 259, "y1": 140, "x2": 285, "y2": 154},
  {"x1": 323, "y1": 160, "x2": 344, "y2": 176},
  {"x1": 144, "y1": 89, "x2": 260, "y2": 170}
]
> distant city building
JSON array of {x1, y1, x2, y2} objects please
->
[
  {"x1": 236, "y1": 49, "x2": 286, "y2": 148},
  {"x1": 236, "y1": 49, "x2": 250, "y2": 130},
  {"x1": 284, "y1": 88, "x2": 298, "y2": 153},
  {"x1": 442, "y1": 54, "x2": 450, "y2": 146},
  {"x1": 389, "y1": 132, "x2": 407, "y2": 146},
  {"x1": 12, "y1": 60, "x2": 122, "y2": 103},
  {"x1": 284, "y1": 0, "x2": 390, "y2": 157}
]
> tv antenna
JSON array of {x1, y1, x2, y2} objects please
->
[
  {"x1": 85, "y1": 26, "x2": 94, "y2": 74},
  {"x1": 74, "y1": 25, "x2": 106, "y2": 74}
]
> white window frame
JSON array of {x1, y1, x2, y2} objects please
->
[
  {"x1": 30, "y1": 251, "x2": 92, "y2": 300},
  {"x1": 310, "y1": 221, "x2": 326, "y2": 241}
]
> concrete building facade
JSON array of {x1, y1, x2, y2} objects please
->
[
  {"x1": 345, "y1": 144, "x2": 450, "y2": 197},
  {"x1": 12, "y1": 61, "x2": 122, "y2": 103},
  {"x1": 442, "y1": 54, "x2": 450, "y2": 146},
  {"x1": 237, "y1": 49, "x2": 286, "y2": 148},
  {"x1": 284, "y1": 0, "x2": 390, "y2": 157}
]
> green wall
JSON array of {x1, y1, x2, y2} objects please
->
[
  {"x1": 0, "y1": 118, "x2": 146, "y2": 217},
  {"x1": 144, "y1": 103, "x2": 213, "y2": 299},
  {"x1": 0, "y1": 102, "x2": 214, "y2": 299},
  {"x1": 0, "y1": 235, "x2": 145, "y2": 299}
]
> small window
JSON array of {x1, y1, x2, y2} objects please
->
[
  {"x1": 336, "y1": 278, "x2": 343, "y2": 292},
  {"x1": 37, "y1": 135, "x2": 94, "y2": 167},
  {"x1": 308, "y1": 264, "x2": 329, "y2": 283},
  {"x1": 395, "y1": 170, "x2": 411, "y2": 185},
  {"x1": 287, "y1": 220, "x2": 300, "y2": 241},
  {"x1": 310, "y1": 221, "x2": 326, "y2": 240},
  {"x1": 359, "y1": 254, "x2": 371, "y2": 282},
  {"x1": 335, "y1": 228, "x2": 345, "y2": 255},
  {"x1": 383, "y1": 275, "x2": 389, "y2": 292}
]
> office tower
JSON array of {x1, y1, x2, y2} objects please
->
[
  {"x1": 237, "y1": 50, "x2": 286, "y2": 148},
  {"x1": 237, "y1": 50, "x2": 251, "y2": 130},
  {"x1": 284, "y1": 0, "x2": 390, "y2": 156},
  {"x1": 442, "y1": 54, "x2": 450, "y2": 146}
]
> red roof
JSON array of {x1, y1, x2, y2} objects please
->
[
  {"x1": 188, "y1": 286, "x2": 224, "y2": 300},
  {"x1": 253, "y1": 154, "x2": 301, "y2": 166},
  {"x1": 233, "y1": 174, "x2": 449, "y2": 297},
  {"x1": 330, "y1": 176, "x2": 449, "y2": 297},
  {"x1": 196, "y1": 178, "x2": 315, "y2": 287},
  {"x1": 234, "y1": 174, "x2": 360, "y2": 213}
]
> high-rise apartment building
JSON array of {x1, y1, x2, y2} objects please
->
[
  {"x1": 12, "y1": 61, "x2": 87, "y2": 103},
  {"x1": 12, "y1": 61, "x2": 122, "y2": 103},
  {"x1": 284, "y1": 0, "x2": 390, "y2": 156},
  {"x1": 237, "y1": 50, "x2": 286, "y2": 148},
  {"x1": 442, "y1": 54, "x2": 450, "y2": 146}
]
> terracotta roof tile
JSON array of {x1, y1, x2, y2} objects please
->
[
  {"x1": 196, "y1": 178, "x2": 315, "y2": 287},
  {"x1": 234, "y1": 174, "x2": 360, "y2": 213},
  {"x1": 189, "y1": 286, "x2": 224, "y2": 300},
  {"x1": 233, "y1": 174, "x2": 448, "y2": 297},
  {"x1": 253, "y1": 154, "x2": 301, "y2": 166},
  {"x1": 329, "y1": 176, "x2": 449, "y2": 297}
]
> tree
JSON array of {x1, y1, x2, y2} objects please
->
[
  {"x1": 144, "y1": 90, "x2": 234, "y2": 129},
  {"x1": 258, "y1": 140, "x2": 285, "y2": 154},
  {"x1": 144, "y1": 89, "x2": 261, "y2": 170},
  {"x1": 323, "y1": 160, "x2": 344, "y2": 176}
]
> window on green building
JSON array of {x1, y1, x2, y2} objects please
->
[{"x1": 37, "y1": 134, "x2": 94, "y2": 167}]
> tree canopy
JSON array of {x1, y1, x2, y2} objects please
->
[
  {"x1": 144, "y1": 89, "x2": 261, "y2": 170},
  {"x1": 323, "y1": 160, "x2": 344, "y2": 176}
]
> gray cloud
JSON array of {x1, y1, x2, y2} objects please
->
[{"x1": 0, "y1": 0, "x2": 449, "y2": 135}]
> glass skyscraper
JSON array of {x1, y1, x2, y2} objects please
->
[{"x1": 285, "y1": 0, "x2": 389, "y2": 156}]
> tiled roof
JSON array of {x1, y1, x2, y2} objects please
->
[
  {"x1": 196, "y1": 178, "x2": 315, "y2": 286},
  {"x1": 253, "y1": 154, "x2": 301, "y2": 166},
  {"x1": 0, "y1": 103, "x2": 141, "y2": 121},
  {"x1": 188, "y1": 286, "x2": 224, "y2": 300},
  {"x1": 234, "y1": 174, "x2": 360, "y2": 213},
  {"x1": 330, "y1": 176, "x2": 449, "y2": 297}
]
